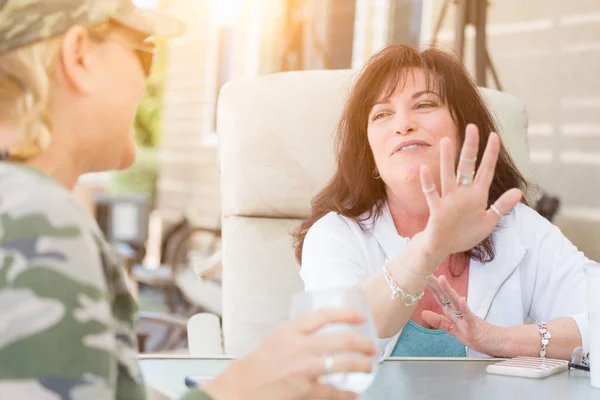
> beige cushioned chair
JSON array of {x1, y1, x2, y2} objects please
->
[{"x1": 212, "y1": 69, "x2": 535, "y2": 356}]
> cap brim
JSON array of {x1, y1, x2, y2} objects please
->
[{"x1": 114, "y1": 7, "x2": 186, "y2": 38}]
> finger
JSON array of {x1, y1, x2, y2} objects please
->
[
  {"x1": 296, "y1": 308, "x2": 366, "y2": 334},
  {"x1": 484, "y1": 188, "x2": 523, "y2": 227},
  {"x1": 456, "y1": 124, "x2": 480, "y2": 188},
  {"x1": 458, "y1": 297, "x2": 475, "y2": 324},
  {"x1": 312, "y1": 331, "x2": 377, "y2": 357},
  {"x1": 438, "y1": 275, "x2": 462, "y2": 309},
  {"x1": 309, "y1": 354, "x2": 374, "y2": 378},
  {"x1": 440, "y1": 136, "x2": 457, "y2": 195},
  {"x1": 420, "y1": 165, "x2": 441, "y2": 210},
  {"x1": 428, "y1": 278, "x2": 461, "y2": 321},
  {"x1": 421, "y1": 310, "x2": 455, "y2": 333},
  {"x1": 474, "y1": 131, "x2": 500, "y2": 188},
  {"x1": 427, "y1": 276, "x2": 450, "y2": 306},
  {"x1": 427, "y1": 285, "x2": 446, "y2": 309},
  {"x1": 308, "y1": 384, "x2": 359, "y2": 400},
  {"x1": 436, "y1": 276, "x2": 467, "y2": 321}
]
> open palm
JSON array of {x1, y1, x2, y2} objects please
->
[{"x1": 418, "y1": 124, "x2": 523, "y2": 260}]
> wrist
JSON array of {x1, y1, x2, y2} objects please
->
[
  {"x1": 408, "y1": 233, "x2": 446, "y2": 271},
  {"x1": 489, "y1": 324, "x2": 508, "y2": 358}
]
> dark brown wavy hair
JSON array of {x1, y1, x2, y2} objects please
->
[{"x1": 293, "y1": 44, "x2": 530, "y2": 274}]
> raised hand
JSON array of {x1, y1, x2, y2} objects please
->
[{"x1": 417, "y1": 124, "x2": 523, "y2": 262}]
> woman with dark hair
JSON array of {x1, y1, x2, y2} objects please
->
[{"x1": 295, "y1": 44, "x2": 594, "y2": 360}]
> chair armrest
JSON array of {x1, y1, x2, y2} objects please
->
[{"x1": 187, "y1": 313, "x2": 224, "y2": 356}]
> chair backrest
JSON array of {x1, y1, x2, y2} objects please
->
[{"x1": 217, "y1": 69, "x2": 534, "y2": 356}]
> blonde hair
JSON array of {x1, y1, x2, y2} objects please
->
[{"x1": 0, "y1": 22, "x2": 114, "y2": 161}]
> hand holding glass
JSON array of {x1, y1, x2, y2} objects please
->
[{"x1": 290, "y1": 285, "x2": 379, "y2": 394}]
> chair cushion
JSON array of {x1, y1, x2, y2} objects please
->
[
  {"x1": 221, "y1": 216, "x2": 304, "y2": 356},
  {"x1": 218, "y1": 70, "x2": 534, "y2": 221}
]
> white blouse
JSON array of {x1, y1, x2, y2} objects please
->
[{"x1": 300, "y1": 203, "x2": 595, "y2": 358}]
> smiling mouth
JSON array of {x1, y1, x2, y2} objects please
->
[{"x1": 393, "y1": 143, "x2": 430, "y2": 154}]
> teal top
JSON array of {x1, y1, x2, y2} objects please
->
[{"x1": 391, "y1": 320, "x2": 467, "y2": 357}]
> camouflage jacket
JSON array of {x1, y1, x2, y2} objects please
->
[{"x1": 0, "y1": 163, "x2": 210, "y2": 400}]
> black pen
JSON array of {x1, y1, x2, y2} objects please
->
[{"x1": 568, "y1": 363, "x2": 590, "y2": 372}]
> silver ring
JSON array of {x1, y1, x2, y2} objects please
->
[
  {"x1": 442, "y1": 299, "x2": 451, "y2": 307},
  {"x1": 422, "y1": 185, "x2": 436, "y2": 194},
  {"x1": 460, "y1": 156, "x2": 477, "y2": 164},
  {"x1": 323, "y1": 356, "x2": 334, "y2": 375},
  {"x1": 490, "y1": 205, "x2": 503, "y2": 218},
  {"x1": 452, "y1": 309, "x2": 463, "y2": 318},
  {"x1": 456, "y1": 171, "x2": 474, "y2": 185}
]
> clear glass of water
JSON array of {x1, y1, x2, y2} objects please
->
[{"x1": 290, "y1": 285, "x2": 379, "y2": 394}]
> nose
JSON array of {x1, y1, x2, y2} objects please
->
[{"x1": 393, "y1": 113, "x2": 417, "y2": 136}]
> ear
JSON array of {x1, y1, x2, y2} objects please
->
[{"x1": 57, "y1": 26, "x2": 97, "y2": 95}]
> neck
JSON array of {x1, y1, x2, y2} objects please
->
[
  {"x1": 0, "y1": 124, "x2": 80, "y2": 190},
  {"x1": 26, "y1": 102, "x2": 86, "y2": 191},
  {"x1": 386, "y1": 182, "x2": 430, "y2": 238},
  {"x1": 25, "y1": 145, "x2": 81, "y2": 190}
]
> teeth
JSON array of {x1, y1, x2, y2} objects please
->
[{"x1": 400, "y1": 144, "x2": 421, "y2": 152}]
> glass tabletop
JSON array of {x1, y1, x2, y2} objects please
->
[{"x1": 139, "y1": 355, "x2": 596, "y2": 400}]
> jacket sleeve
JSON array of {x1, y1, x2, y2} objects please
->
[{"x1": 524, "y1": 207, "x2": 597, "y2": 353}]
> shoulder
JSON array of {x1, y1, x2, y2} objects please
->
[
  {"x1": 509, "y1": 202, "x2": 552, "y2": 227},
  {"x1": 309, "y1": 211, "x2": 355, "y2": 233},
  {"x1": 305, "y1": 211, "x2": 370, "y2": 245},
  {"x1": 301, "y1": 211, "x2": 375, "y2": 287},
  {"x1": 0, "y1": 165, "x2": 105, "y2": 257},
  {"x1": 0, "y1": 164, "x2": 110, "y2": 292},
  {"x1": 301, "y1": 210, "x2": 378, "y2": 267},
  {"x1": 500, "y1": 203, "x2": 586, "y2": 262},
  {"x1": 0, "y1": 164, "x2": 93, "y2": 225},
  {"x1": 0, "y1": 166, "x2": 127, "y2": 397},
  {"x1": 503, "y1": 202, "x2": 555, "y2": 241}
]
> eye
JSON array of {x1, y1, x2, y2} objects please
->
[
  {"x1": 415, "y1": 102, "x2": 436, "y2": 110},
  {"x1": 371, "y1": 111, "x2": 391, "y2": 121}
]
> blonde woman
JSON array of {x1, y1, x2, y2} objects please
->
[{"x1": 0, "y1": 1, "x2": 376, "y2": 399}]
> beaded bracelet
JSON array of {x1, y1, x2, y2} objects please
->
[{"x1": 382, "y1": 262, "x2": 424, "y2": 306}]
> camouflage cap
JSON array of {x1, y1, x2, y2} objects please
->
[{"x1": 0, "y1": 0, "x2": 185, "y2": 54}]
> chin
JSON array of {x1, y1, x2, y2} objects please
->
[
  {"x1": 117, "y1": 146, "x2": 138, "y2": 170},
  {"x1": 392, "y1": 166, "x2": 422, "y2": 184}
]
